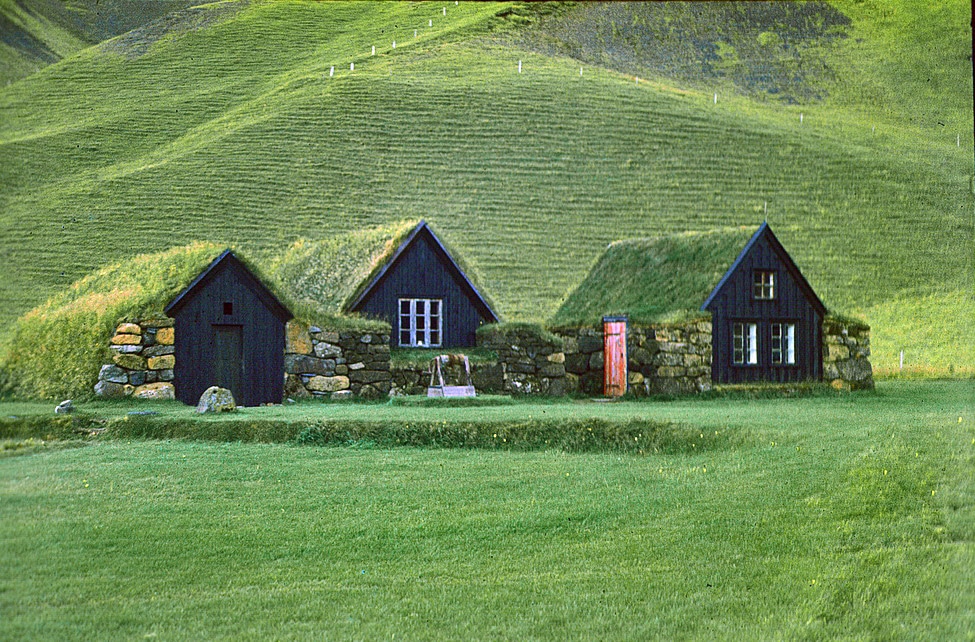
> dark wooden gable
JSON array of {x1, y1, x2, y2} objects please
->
[
  {"x1": 702, "y1": 223, "x2": 826, "y2": 384},
  {"x1": 347, "y1": 221, "x2": 499, "y2": 347},
  {"x1": 164, "y1": 250, "x2": 293, "y2": 407}
]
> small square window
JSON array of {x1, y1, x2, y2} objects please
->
[
  {"x1": 223, "y1": 302, "x2": 233, "y2": 315},
  {"x1": 754, "y1": 271, "x2": 775, "y2": 299}
]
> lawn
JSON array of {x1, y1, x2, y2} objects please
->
[{"x1": 1, "y1": 380, "x2": 972, "y2": 639}]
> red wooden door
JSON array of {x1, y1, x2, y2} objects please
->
[{"x1": 603, "y1": 316, "x2": 627, "y2": 397}]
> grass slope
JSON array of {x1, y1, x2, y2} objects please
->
[
  {"x1": 0, "y1": 381, "x2": 972, "y2": 638},
  {"x1": 0, "y1": 1, "x2": 971, "y2": 373}
]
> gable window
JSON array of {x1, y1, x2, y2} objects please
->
[
  {"x1": 753, "y1": 271, "x2": 775, "y2": 300},
  {"x1": 771, "y1": 323, "x2": 796, "y2": 365},
  {"x1": 399, "y1": 298, "x2": 442, "y2": 347},
  {"x1": 733, "y1": 322, "x2": 758, "y2": 365}
]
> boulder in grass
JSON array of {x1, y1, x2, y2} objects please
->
[
  {"x1": 133, "y1": 382, "x2": 175, "y2": 400},
  {"x1": 94, "y1": 380, "x2": 129, "y2": 398},
  {"x1": 55, "y1": 400, "x2": 74, "y2": 414},
  {"x1": 196, "y1": 386, "x2": 236, "y2": 413}
]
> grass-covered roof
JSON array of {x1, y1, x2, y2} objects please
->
[{"x1": 549, "y1": 227, "x2": 760, "y2": 328}]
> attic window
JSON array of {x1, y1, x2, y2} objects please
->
[
  {"x1": 223, "y1": 302, "x2": 233, "y2": 315},
  {"x1": 753, "y1": 271, "x2": 775, "y2": 300}
]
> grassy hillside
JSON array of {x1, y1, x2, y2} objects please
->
[
  {"x1": 0, "y1": 0, "x2": 194, "y2": 86},
  {"x1": 0, "y1": 1, "x2": 971, "y2": 373}
]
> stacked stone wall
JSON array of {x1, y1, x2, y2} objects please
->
[
  {"x1": 476, "y1": 327, "x2": 566, "y2": 395},
  {"x1": 283, "y1": 321, "x2": 392, "y2": 399},
  {"x1": 823, "y1": 318, "x2": 874, "y2": 390},
  {"x1": 390, "y1": 361, "x2": 504, "y2": 396},
  {"x1": 94, "y1": 318, "x2": 176, "y2": 399},
  {"x1": 558, "y1": 321, "x2": 712, "y2": 396}
]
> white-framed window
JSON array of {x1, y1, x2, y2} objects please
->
[
  {"x1": 753, "y1": 270, "x2": 775, "y2": 300},
  {"x1": 771, "y1": 323, "x2": 796, "y2": 365},
  {"x1": 733, "y1": 322, "x2": 758, "y2": 365},
  {"x1": 398, "y1": 298, "x2": 442, "y2": 347}
]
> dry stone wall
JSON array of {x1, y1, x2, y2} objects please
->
[
  {"x1": 558, "y1": 322, "x2": 712, "y2": 396},
  {"x1": 476, "y1": 326, "x2": 566, "y2": 395},
  {"x1": 94, "y1": 318, "x2": 176, "y2": 399},
  {"x1": 283, "y1": 322, "x2": 392, "y2": 399},
  {"x1": 823, "y1": 318, "x2": 874, "y2": 390}
]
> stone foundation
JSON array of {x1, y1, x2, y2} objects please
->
[
  {"x1": 558, "y1": 321, "x2": 712, "y2": 396},
  {"x1": 283, "y1": 321, "x2": 392, "y2": 399},
  {"x1": 823, "y1": 317, "x2": 874, "y2": 390},
  {"x1": 94, "y1": 318, "x2": 176, "y2": 399},
  {"x1": 476, "y1": 325, "x2": 566, "y2": 395}
]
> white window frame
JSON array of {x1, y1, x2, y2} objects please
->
[
  {"x1": 753, "y1": 270, "x2": 775, "y2": 300},
  {"x1": 398, "y1": 298, "x2": 442, "y2": 348},
  {"x1": 771, "y1": 323, "x2": 796, "y2": 365},
  {"x1": 733, "y1": 322, "x2": 758, "y2": 365}
]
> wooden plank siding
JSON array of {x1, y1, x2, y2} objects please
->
[
  {"x1": 167, "y1": 252, "x2": 291, "y2": 407},
  {"x1": 351, "y1": 226, "x2": 496, "y2": 348},
  {"x1": 704, "y1": 226, "x2": 824, "y2": 384}
]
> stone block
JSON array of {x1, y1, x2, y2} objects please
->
[
  {"x1": 113, "y1": 353, "x2": 147, "y2": 370},
  {"x1": 358, "y1": 384, "x2": 382, "y2": 399},
  {"x1": 349, "y1": 369, "x2": 389, "y2": 384},
  {"x1": 111, "y1": 344, "x2": 142, "y2": 354},
  {"x1": 577, "y1": 334, "x2": 603, "y2": 354},
  {"x1": 306, "y1": 375, "x2": 350, "y2": 393},
  {"x1": 827, "y1": 344, "x2": 850, "y2": 361},
  {"x1": 143, "y1": 345, "x2": 174, "y2": 358},
  {"x1": 128, "y1": 371, "x2": 146, "y2": 386},
  {"x1": 837, "y1": 357, "x2": 872, "y2": 383},
  {"x1": 683, "y1": 354, "x2": 703, "y2": 367},
  {"x1": 335, "y1": 364, "x2": 348, "y2": 376},
  {"x1": 142, "y1": 328, "x2": 157, "y2": 348},
  {"x1": 154, "y1": 327, "x2": 174, "y2": 345},
  {"x1": 588, "y1": 351, "x2": 604, "y2": 370},
  {"x1": 145, "y1": 370, "x2": 159, "y2": 383},
  {"x1": 94, "y1": 380, "x2": 128, "y2": 398},
  {"x1": 116, "y1": 323, "x2": 142, "y2": 335},
  {"x1": 360, "y1": 334, "x2": 373, "y2": 344},
  {"x1": 539, "y1": 363, "x2": 566, "y2": 378},
  {"x1": 313, "y1": 341, "x2": 342, "y2": 359},
  {"x1": 564, "y1": 372, "x2": 579, "y2": 393},
  {"x1": 546, "y1": 352, "x2": 565, "y2": 364},
  {"x1": 564, "y1": 353, "x2": 590, "y2": 375},
  {"x1": 656, "y1": 352, "x2": 682, "y2": 367},
  {"x1": 111, "y1": 333, "x2": 141, "y2": 346},
  {"x1": 158, "y1": 369, "x2": 174, "y2": 382},
  {"x1": 284, "y1": 374, "x2": 311, "y2": 399},
  {"x1": 472, "y1": 363, "x2": 504, "y2": 392},
  {"x1": 628, "y1": 371, "x2": 645, "y2": 385},
  {"x1": 631, "y1": 347, "x2": 652, "y2": 365},
  {"x1": 286, "y1": 322, "x2": 313, "y2": 355},
  {"x1": 658, "y1": 341, "x2": 688, "y2": 353},
  {"x1": 99, "y1": 364, "x2": 129, "y2": 384},
  {"x1": 133, "y1": 382, "x2": 175, "y2": 400},
  {"x1": 147, "y1": 355, "x2": 175, "y2": 370},
  {"x1": 561, "y1": 336, "x2": 579, "y2": 354},
  {"x1": 348, "y1": 362, "x2": 365, "y2": 370},
  {"x1": 331, "y1": 390, "x2": 353, "y2": 400},
  {"x1": 321, "y1": 331, "x2": 340, "y2": 344},
  {"x1": 284, "y1": 354, "x2": 330, "y2": 376},
  {"x1": 657, "y1": 366, "x2": 686, "y2": 378}
]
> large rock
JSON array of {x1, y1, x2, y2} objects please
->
[
  {"x1": 306, "y1": 375, "x2": 350, "y2": 393},
  {"x1": 147, "y1": 354, "x2": 175, "y2": 370},
  {"x1": 133, "y1": 382, "x2": 175, "y2": 400},
  {"x1": 55, "y1": 400, "x2": 74, "y2": 414},
  {"x1": 577, "y1": 334, "x2": 603, "y2": 354},
  {"x1": 284, "y1": 374, "x2": 311, "y2": 399},
  {"x1": 196, "y1": 387, "x2": 236, "y2": 413},
  {"x1": 837, "y1": 357, "x2": 873, "y2": 384},
  {"x1": 99, "y1": 364, "x2": 129, "y2": 384},
  {"x1": 143, "y1": 345, "x2": 175, "y2": 358},
  {"x1": 94, "y1": 380, "x2": 129, "y2": 398},
  {"x1": 111, "y1": 333, "x2": 141, "y2": 346}
]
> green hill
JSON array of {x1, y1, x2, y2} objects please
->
[{"x1": 0, "y1": 0, "x2": 971, "y2": 376}]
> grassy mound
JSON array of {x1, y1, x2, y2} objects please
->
[{"x1": 550, "y1": 226, "x2": 758, "y2": 327}]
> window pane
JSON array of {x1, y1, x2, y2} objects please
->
[
  {"x1": 787, "y1": 324, "x2": 796, "y2": 364},
  {"x1": 747, "y1": 324, "x2": 758, "y2": 364},
  {"x1": 733, "y1": 323, "x2": 744, "y2": 364},
  {"x1": 400, "y1": 300, "x2": 410, "y2": 315}
]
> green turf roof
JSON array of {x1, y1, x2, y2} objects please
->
[{"x1": 549, "y1": 226, "x2": 760, "y2": 328}]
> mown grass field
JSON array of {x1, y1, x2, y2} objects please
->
[
  {"x1": 0, "y1": 1, "x2": 971, "y2": 374},
  {"x1": 0, "y1": 380, "x2": 972, "y2": 639}
]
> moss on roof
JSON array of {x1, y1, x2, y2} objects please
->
[
  {"x1": 269, "y1": 220, "x2": 420, "y2": 316},
  {"x1": 549, "y1": 226, "x2": 759, "y2": 329}
]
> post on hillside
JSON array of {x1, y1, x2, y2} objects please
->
[
  {"x1": 330, "y1": 66, "x2": 334, "y2": 77},
  {"x1": 372, "y1": 46, "x2": 375, "y2": 55},
  {"x1": 900, "y1": 350, "x2": 904, "y2": 372}
]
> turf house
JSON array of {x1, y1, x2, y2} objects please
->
[
  {"x1": 550, "y1": 224, "x2": 873, "y2": 395},
  {"x1": 345, "y1": 220, "x2": 500, "y2": 348},
  {"x1": 164, "y1": 250, "x2": 293, "y2": 407}
]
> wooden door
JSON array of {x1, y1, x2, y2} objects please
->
[
  {"x1": 603, "y1": 316, "x2": 627, "y2": 397},
  {"x1": 213, "y1": 324, "x2": 244, "y2": 403}
]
